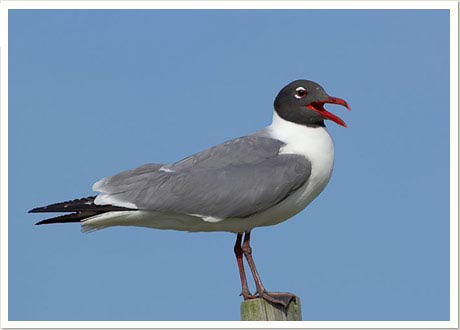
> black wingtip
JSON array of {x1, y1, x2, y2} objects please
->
[
  {"x1": 33, "y1": 211, "x2": 93, "y2": 225},
  {"x1": 34, "y1": 218, "x2": 75, "y2": 225},
  {"x1": 35, "y1": 217, "x2": 61, "y2": 225},
  {"x1": 29, "y1": 207, "x2": 44, "y2": 213},
  {"x1": 29, "y1": 196, "x2": 98, "y2": 214},
  {"x1": 30, "y1": 196, "x2": 135, "y2": 226}
]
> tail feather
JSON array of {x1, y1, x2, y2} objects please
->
[{"x1": 30, "y1": 195, "x2": 136, "y2": 226}]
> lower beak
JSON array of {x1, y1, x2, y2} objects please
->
[{"x1": 306, "y1": 96, "x2": 351, "y2": 127}]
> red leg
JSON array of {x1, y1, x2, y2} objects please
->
[
  {"x1": 241, "y1": 232, "x2": 266, "y2": 294},
  {"x1": 234, "y1": 233, "x2": 256, "y2": 300},
  {"x1": 241, "y1": 231, "x2": 296, "y2": 307}
]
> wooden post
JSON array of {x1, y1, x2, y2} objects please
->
[{"x1": 240, "y1": 296, "x2": 302, "y2": 321}]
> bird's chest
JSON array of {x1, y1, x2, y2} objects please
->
[
  {"x1": 246, "y1": 123, "x2": 335, "y2": 229},
  {"x1": 284, "y1": 148, "x2": 334, "y2": 211},
  {"x1": 277, "y1": 132, "x2": 334, "y2": 215}
]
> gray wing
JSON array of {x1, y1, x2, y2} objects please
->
[{"x1": 93, "y1": 135, "x2": 312, "y2": 218}]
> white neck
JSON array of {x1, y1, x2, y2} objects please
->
[{"x1": 267, "y1": 111, "x2": 334, "y2": 160}]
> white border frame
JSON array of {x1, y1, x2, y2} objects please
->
[{"x1": 0, "y1": 1, "x2": 457, "y2": 329}]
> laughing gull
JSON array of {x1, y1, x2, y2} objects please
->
[{"x1": 30, "y1": 79, "x2": 350, "y2": 307}]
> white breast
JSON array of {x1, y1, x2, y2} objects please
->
[{"x1": 231, "y1": 112, "x2": 335, "y2": 231}]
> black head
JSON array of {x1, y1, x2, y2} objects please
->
[{"x1": 274, "y1": 79, "x2": 351, "y2": 127}]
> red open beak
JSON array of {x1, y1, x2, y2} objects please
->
[{"x1": 306, "y1": 96, "x2": 351, "y2": 127}]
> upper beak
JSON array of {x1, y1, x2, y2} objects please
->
[{"x1": 306, "y1": 96, "x2": 351, "y2": 127}]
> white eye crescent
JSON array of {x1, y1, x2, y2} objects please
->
[{"x1": 294, "y1": 87, "x2": 307, "y2": 99}]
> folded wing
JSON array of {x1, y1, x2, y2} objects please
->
[{"x1": 94, "y1": 135, "x2": 312, "y2": 219}]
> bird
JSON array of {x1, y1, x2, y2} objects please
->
[{"x1": 29, "y1": 79, "x2": 350, "y2": 307}]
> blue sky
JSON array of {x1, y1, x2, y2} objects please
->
[{"x1": 8, "y1": 9, "x2": 450, "y2": 321}]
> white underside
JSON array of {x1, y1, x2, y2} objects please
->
[{"x1": 82, "y1": 112, "x2": 334, "y2": 233}]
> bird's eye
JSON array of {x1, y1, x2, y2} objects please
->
[{"x1": 295, "y1": 87, "x2": 307, "y2": 99}]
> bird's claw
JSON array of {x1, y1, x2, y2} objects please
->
[
  {"x1": 240, "y1": 289, "x2": 296, "y2": 308},
  {"x1": 258, "y1": 291, "x2": 296, "y2": 308},
  {"x1": 240, "y1": 291, "x2": 258, "y2": 300}
]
